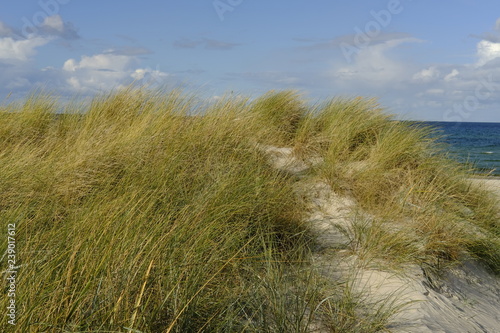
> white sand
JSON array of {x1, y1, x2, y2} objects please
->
[
  {"x1": 308, "y1": 176, "x2": 500, "y2": 333},
  {"x1": 470, "y1": 177, "x2": 500, "y2": 196},
  {"x1": 262, "y1": 146, "x2": 500, "y2": 332}
]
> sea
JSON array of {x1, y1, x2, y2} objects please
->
[{"x1": 423, "y1": 121, "x2": 500, "y2": 176}]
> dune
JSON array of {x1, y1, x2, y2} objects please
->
[
  {"x1": 264, "y1": 146, "x2": 500, "y2": 332},
  {"x1": 4, "y1": 89, "x2": 498, "y2": 331}
]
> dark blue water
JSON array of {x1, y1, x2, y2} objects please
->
[{"x1": 424, "y1": 122, "x2": 500, "y2": 176}]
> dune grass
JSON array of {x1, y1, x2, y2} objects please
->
[
  {"x1": 0, "y1": 88, "x2": 499, "y2": 332},
  {"x1": 296, "y1": 96, "x2": 499, "y2": 273}
]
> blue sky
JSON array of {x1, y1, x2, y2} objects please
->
[{"x1": 2, "y1": 0, "x2": 500, "y2": 121}]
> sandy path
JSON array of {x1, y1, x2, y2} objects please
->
[
  {"x1": 262, "y1": 146, "x2": 500, "y2": 332},
  {"x1": 470, "y1": 177, "x2": 500, "y2": 197},
  {"x1": 306, "y1": 178, "x2": 500, "y2": 333},
  {"x1": 304, "y1": 177, "x2": 500, "y2": 332}
]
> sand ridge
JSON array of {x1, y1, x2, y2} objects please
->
[{"x1": 262, "y1": 145, "x2": 500, "y2": 332}]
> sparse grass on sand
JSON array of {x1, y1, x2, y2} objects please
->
[{"x1": 0, "y1": 88, "x2": 498, "y2": 332}]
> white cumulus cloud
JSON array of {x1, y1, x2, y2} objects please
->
[
  {"x1": 476, "y1": 40, "x2": 500, "y2": 67},
  {"x1": 62, "y1": 53, "x2": 170, "y2": 92},
  {"x1": 0, "y1": 36, "x2": 49, "y2": 62},
  {"x1": 63, "y1": 53, "x2": 135, "y2": 72},
  {"x1": 131, "y1": 67, "x2": 169, "y2": 83},
  {"x1": 412, "y1": 66, "x2": 441, "y2": 82},
  {"x1": 62, "y1": 53, "x2": 138, "y2": 91},
  {"x1": 42, "y1": 15, "x2": 64, "y2": 32},
  {"x1": 331, "y1": 37, "x2": 419, "y2": 90},
  {"x1": 444, "y1": 69, "x2": 459, "y2": 81}
]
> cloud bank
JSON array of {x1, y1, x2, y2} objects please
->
[{"x1": 0, "y1": 15, "x2": 171, "y2": 98}]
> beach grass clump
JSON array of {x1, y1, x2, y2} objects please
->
[
  {"x1": 0, "y1": 92, "x2": 58, "y2": 146},
  {"x1": 248, "y1": 90, "x2": 307, "y2": 146},
  {"x1": 298, "y1": 96, "x2": 499, "y2": 272},
  {"x1": 0, "y1": 88, "x2": 318, "y2": 332}
]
